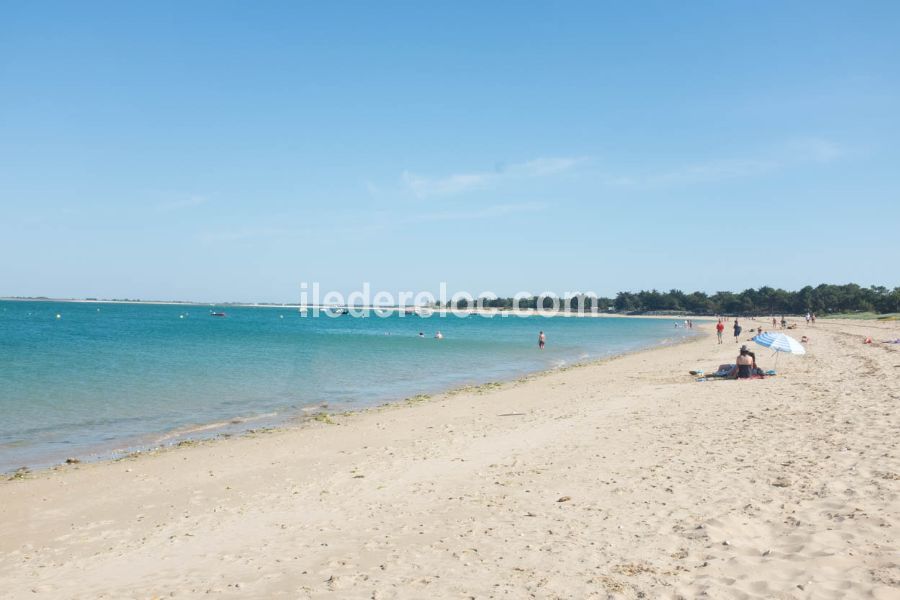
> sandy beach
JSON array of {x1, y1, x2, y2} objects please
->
[{"x1": 1, "y1": 318, "x2": 898, "y2": 599}]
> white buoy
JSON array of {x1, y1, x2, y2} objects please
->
[{"x1": 56, "y1": 314, "x2": 61, "y2": 319}]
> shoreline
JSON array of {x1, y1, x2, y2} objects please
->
[
  {"x1": 6, "y1": 297, "x2": 897, "y2": 322},
  {"x1": 2, "y1": 319, "x2": 897, "y2": 598},
  {"x1": 0, "y1": 297, "x2": 722, "y2": 319},
  {"x1": 3, "y1": 328, "x2": 703, "y2": 476}
]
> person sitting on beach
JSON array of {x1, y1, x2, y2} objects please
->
[
  {"x1": 733, "y1": 347, "x2": 756, "y2": 379},
  {"x1": 740, "y1": 344, "x2": 757, "y2": 368}
]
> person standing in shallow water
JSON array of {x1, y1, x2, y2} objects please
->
[
  {"x1": 733, "y1": 319, "x2": 742, "y2": 343},
  {"x1": 538, "y1": 331, "x2": 546, "y2": 350}
]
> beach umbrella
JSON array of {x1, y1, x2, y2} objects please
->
[{"x1": 752, "y1": 332, "x2": 805, "y2": 369}]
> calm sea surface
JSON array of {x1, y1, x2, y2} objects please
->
[{"x1": 0, "y1": 300, "x2": 698, "y2": 472}]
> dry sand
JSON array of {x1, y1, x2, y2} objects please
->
[{"x1": 1, "y1": 318, "x2": 898, "y2": 599}]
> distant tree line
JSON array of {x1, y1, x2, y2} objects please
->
[{"x1": 437, "y1": 284, "x2": 900, "y2": 315}]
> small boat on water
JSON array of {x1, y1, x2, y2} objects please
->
[{"x1": 210, "y1": 311, "x2": 226, "y2": 317}]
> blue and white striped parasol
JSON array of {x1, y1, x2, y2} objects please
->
[
  {"x1": 752, "y1": 332, "x2": 805, "y2": 370},
  {"x1": 752, "y1": 332, "x2": 806, "y2": 355}
]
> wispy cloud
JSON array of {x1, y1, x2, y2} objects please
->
[
  {"x1": 196, "y1": 226, "x2": 296, "y2": 244},
  {"x1": 364, "y1": 181, "x2": 381, "y2": 197},
  {"x1": 402, "y1": 156, "x2": 585, "y2": 198},
  {"x1": 400, "y1": 201, "x2": 547, "y2": 224},
  {"x1": 196, "y1": 202, "x2": 547, "y2": 245},
  {"x1": 782, "y1": 137, "x2": 847, "y2": 162},
  {"x1": 155, "y1": 194, "x2": 208, "y2": 212},
  {"x1": 516, "y1": 157, "x2": 583, "y2": 176},
  {"x1": 398, "y1": 139, "x2": 843, "y2": 197},
  {"x1": 604, "y1": 137, "x2": 847, "y2": 188},
  {"x1": 641, "y1": 158, "x2": 778, "y2": 187}
]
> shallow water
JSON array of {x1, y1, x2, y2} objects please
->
[{"x1": 0, "y1": 300, "x2": 698, "y2": 471}]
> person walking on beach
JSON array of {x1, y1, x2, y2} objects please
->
[
  {"x1": 733, "y1": 319, "x2": 742, "y2": 343},
  {"x1": 538, "y1": 331, "x2": 546, "y2": 350},
  {"x1": 716, "y1": 319, "x2": 725, "y2": 344},
  {"x1": 780, "y1": 315, "x2": 787, "y2": 329}
]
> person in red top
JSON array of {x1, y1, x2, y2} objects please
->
[{"x1": 716, "y1": 319, "x2": 725, "y2": 344}]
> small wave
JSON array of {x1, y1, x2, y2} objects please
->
[
  {"x1": 153, "y1": 421, "x2": 233, "y2": 443},
  {"x1": 231, "y1": 411, "x2": 278, "y2": 424},
  {"x1": 153, "y1": 411, "x2": 279, "y2": 443},
  {"x1": 0, "y1": 439, "x2": 30, "y2": 449}
]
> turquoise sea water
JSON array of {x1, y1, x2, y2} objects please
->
[{"x1": 0, "y1": 300, "x2": 698, "y2": 472}]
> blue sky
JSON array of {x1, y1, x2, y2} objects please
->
[{"x1": 1, "y1": 1, "x2": 898, "y2": 302}]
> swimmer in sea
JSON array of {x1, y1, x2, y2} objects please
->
[{"x1": 538, "y1": 331, "x2": 546, "y2": 349}]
